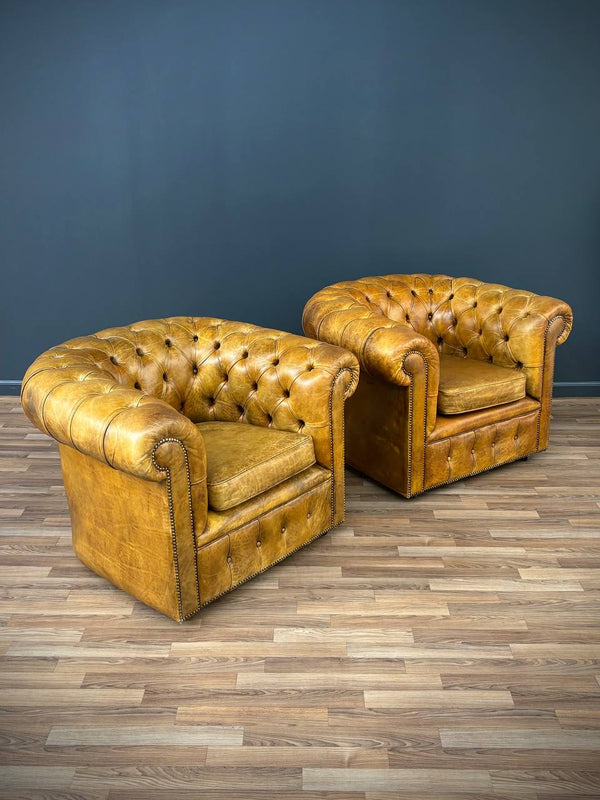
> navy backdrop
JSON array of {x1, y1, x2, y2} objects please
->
[{"x1": 1, "y1": 0, "x2": 599, "y2": 390}]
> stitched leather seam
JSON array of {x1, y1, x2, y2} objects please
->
[
  {"x1": 151, "y1": 438, "x2": 200, "y2": 622},
  {"x1": 197, "y1": 478, "x2": 329, "y2": 549},
  {"x1": 208, "y1": 460, "x2": 319, "y2": 512},
  {"x1": 428, "y1": 408, "x2": 541, "y2": 444},
  {"x1": 205, "y1": 439, "x2": 314, "y2": 486}
]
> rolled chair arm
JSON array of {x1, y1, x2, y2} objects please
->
[{"x1": 21, "y1": 350, "x2": 206, "y2": 484}]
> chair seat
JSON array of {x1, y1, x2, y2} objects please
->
[
  {"x1": 196, "y1": 421, "x2": 316, "y2": 511},
  {"x1": 437, "y1": 354, "x2": 526, "y2": 415}
]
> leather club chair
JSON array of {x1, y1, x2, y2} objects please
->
[
  {"x1": 303, "y1": 274, "x2": 572, "y2": 498},
  {"x1": 21, "y1": 318, "x2": 358, "y2": 621}
]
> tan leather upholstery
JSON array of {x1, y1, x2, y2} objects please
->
[
  {"x1": 303, "y1": 274, "x2": 572, "y2": 497},
  {"x1": 437, "y1": 354, "x2": 526, "y2": 414},
  {"x1": 196, "y1": 421, "x2": 316, "y2": 511},
  {"x1": 21, "y1": 317, "x2": 358, "y2": 620}
]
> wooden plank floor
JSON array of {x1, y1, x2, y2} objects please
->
[{"x1": 0, "y1": 396, "x2": 599, "y2": 799}]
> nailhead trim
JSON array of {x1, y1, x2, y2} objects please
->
[
  {"x1": 536, "y1": 314, "x2": 569, "y2": 451},
  {"x1": 328, "y1": 366, "x2": 357, "y2": 525},
  {"x1": 198, "y1": 515, "x2": 338, "y2": 610},
  {"x1": 401, "y1": 350, "x2": 429, "y2": 498},
  {"x1": 151, "y1": 437, "x2": 201, "y2": 622},
  {"x1": 419, "y1": 450, "x2": 536, "y2": 496}
]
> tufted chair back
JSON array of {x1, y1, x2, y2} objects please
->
[
  {"x1": 22, "y1": 317, "x2": 357, "y2": 469},
  {"x1": 305, "y1": 274, "x2": 573, "y2": 400}
]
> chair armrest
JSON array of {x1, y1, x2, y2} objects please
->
[
  {"x1": 303, "y1": 301, "x2": 440, "y2": 434},
  {"x1": 21, "y1": 348, "x2": 206, "y2": 484}
]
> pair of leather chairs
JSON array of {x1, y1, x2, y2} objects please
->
[{"x1": 21, "y1": 274, "x2": 572, "y2": 620}]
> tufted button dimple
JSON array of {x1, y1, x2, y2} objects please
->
[
  {"x1": 516, "y1": 361, "x2": 523, "y2": 369},
  {"x1": 162, "y1": 372, "x2": 168, "y2": 381},
  {"x1": 266, "y1": 413, "x2": 272, "y2": 424},
  {"x1": 306, "y1": 511, "x2": 311, "y2": 519},
  {"x1": 427, "y1": 313, "x2": 433, "y2": 320},
  {"x1": 110, "y1": 356, "x2": 118, "y2": 365},
  {"x1": 405, "y1": 314, "x2": 410, "y2": 322},
  {"x1": 428, "y1": 288, "x2": 433, "y2": 294},
  {"x1": 471, "y1": 449, "x2": 475, "y2": 454},
  {"x1": 252, "y1": 382, "x2": 258, "y2": 391},
  {"x1": 449, "y1": 293, "x2": 454, "y2": 300},
  {"x1": 514, "y1": 434, "x2": 519, "y2": 440},
  {"x1": 237, "y1": 404, "x2": 244, "y2": 414},
  {"x1": 208, "y1": 397, "x2": 215, "y2": 405},
  {"x1": 281, "y1": 525, "x2": 286, "y2": 534},
  {"x1": 452, "y1": 318, "x2": 458, "y2": 326},
  {"x1": 165, "y1": 339, "x2": 171, "y2": 348},
  {"x1": 272, "y1": 358, "x2": 279, "y2": 366},
  {"x1": 489, "y1": 355, "x2": 494, "y2": 363},
  {"x1": 136, "y1": 348, "x2": 143, "y2": 357},
  {"x1": 242, "y1": 350, "x2": 248, "y2": 359},
  {"x1": 193, "y1": 335, "x2": 198, "y2": 342},
  {"x1": 505, "y1": 335, "x2": 510, "y2": 341},
  {"x1": 479, "y1": 329, "x2": 483, "y2": 335},
  {"x1": 283, "y1": 389, "x2": 290, "y2": 398},
  {"x1": 192, "y1": 365, "x2": 198, "y2": 375},
  {"x1": 473, "y1": 302, "x2": 478, "y2": 308},
  {"x1": 256, "y1": 540, "x2": 261, "y2": 548},
  {"x1": 386, "y1": 291, "x2": 391, "y2": 298},
  {"x1": 411, "y1": 289, "x2": 417, "y2": 297},
  {"x1": 437, "y1": 337, "x2": 443, "y2": 345},
  {"x1": 298, "y1": 419, "x2": 305, "y2": 428},
  {"x1": 214, "y1": 342, "x2": 220, "y2": 350},
  {"x1": 227, "y1": 556, "x2": 233, "y2": 565},
  {"x1": 307, "y1": 364, "x2": 314, "y2": 371},
  {"x1": 498, "y1": 307, "x2": 503, "y2": 314},
  {"x1": 134, "y1": 381, "x2": 141, "y2": 390}
]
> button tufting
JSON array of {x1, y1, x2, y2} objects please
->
[
  {"x1": 134, "y1": 382, "x2": 141, "y2": 390},
  {"x1": 252, "y1": 382, "x2": 258, "y2": 391},
  {"x1": 281, "y1": 525, "x2": 286, "y2": 533},
  {"x1": 505, "y1": 335, "x2": 510, "y2": 341},
  {"x1": 437, "y1": 337, "x2": 443, "y2": 344},
  {"x1": 193, "y1": 335, "x2": 198, "y2": 342},
  {"x1": 298, "y1": 419, "x2": 305, "y2": 427},
  {"x1": 256, "y1": 540, "x2": 261, "y2": 548},
  {"x1": 471, "y1": 449, "x2": 475, "y2": 454},
  {"x1": 489, "y1": 356, "x2": 494, "y2": 362},
  {"x1": 449, "y1": 293, "x2": 454, "y2": 300},
  {"x1": 283, "y1": 389, "x2": 290, "y2": 397},
  {"x1": 386, "y1": 291, "x2": 391, "y2": 298},
  {"x1": 227, "y1": 556, "x2": 233, "y2": 565},
  {"x1": 110, "y1": 356, "x2": 118, "y2": 365},
  {"x1": 411, "y1": 289, "x2": 417, "y2": 296},
  {"x1": 162, "y1": 373, "x2": 167, "y2": 381},
  {"x1": 427, "y1": 313, "x2": 433, "y2": 320},
  {"x1": 242, "y1": 351, "x2": 248, "y2": 359},
  {"x1": 405, "y1": 314, "x2": 410, "y2": 322},
  {"x1": 214, "y1": 342, "x2": 220, "y2": 350},
  {"x1": 306, "y1": 511, "x2": 311, "y2": 519},
  {"x1": 237, "y1": 405, "x2": 244, "y2": 414},
  {"x1": 516, "y1": 361, "x2": 523, "y2": 369},
  {"x1": 165, "y1": 339, "x2": 171, "y2": 347},
  {"x1": 266, "y1": 413, "x2": 272, "y2": 423},
  {"x1": 136, "y1": 348, "x2": 143, "y2": 357},
  {"x1": 428, "y1": 288, "x2": 433, "y2": 294},
  {"x1": 473, "y1": 302, "x2": 478, "y2": 308},
  {"x1": 498, "y1": 307, "x2": 503, "y2": 313},
  {"x1": 307, "y1": 365, "x2": 314, "y2": 371},
  {"x1": 452, "y1": 318, "x2": 458, "y2": 325},
  {"x1": 192, "y1": 365, "x2": 198, "y2": 374},
  {"x1": 272, "y1": 358, "x2": 279, "y2": 366},
  {"x1": 208, "y1": 397, "x2": 215, "y2": 405}
]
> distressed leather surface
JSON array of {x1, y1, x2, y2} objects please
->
[
  {"x1": 437, "y1": 354, "x2": 526, "y2": 415},
  {"x1": 21, "y1": 317, "x2": 358, "y2": 619},
  {"x1": 196, "y1": 421, "x2": 316, "y2": 511},
  {"x1": 304, "y1": 274, "x2": 572, "y2": 497}
]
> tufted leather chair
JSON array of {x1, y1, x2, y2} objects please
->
[
  {"x1": 21, "y1": 318, "x2": 358, "y2": 620},
  {"x1": 303, "y1": 275, "x2": 572, "y2": 497}
]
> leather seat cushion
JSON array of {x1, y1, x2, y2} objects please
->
[
  {"x1": 195, "y1": 421, "x2": 316, "y2": 511},
  {"x1": 437, "y1": 354, "x2": 527, "y2": 415}
]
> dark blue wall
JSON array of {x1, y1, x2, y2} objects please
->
[{"x1": 2, "y1": 0, "x2": 599, "y2": 390}]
